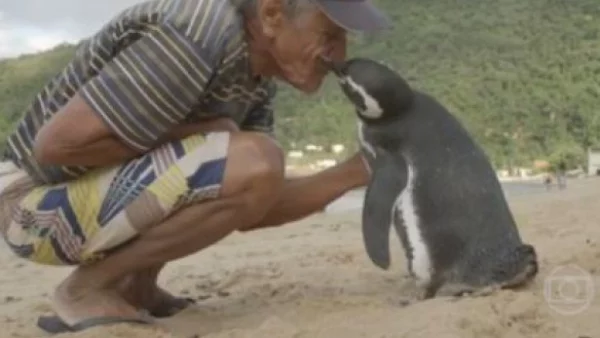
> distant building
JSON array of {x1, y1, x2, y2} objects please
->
[
  {"x1": 587, "y1": 147, "x2": 600, "y2": 176},
  {"x1": 533, "y1": 159, "x2": 550, "y2": 171},
  {"x1": 331, "y1": 144, "x2": 345, "y2": 154}
]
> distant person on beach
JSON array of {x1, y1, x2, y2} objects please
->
[
  {"x1": 544, "y1": 174, "x2": 553, "y2": 191},
  {"x1": 0, "y1": 0, "x2": 390, "y2": 333},
  {"x1": 556, "y1": 160, "x2": 567, "y2": 190}
]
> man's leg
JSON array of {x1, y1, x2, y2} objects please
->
[
  {"x1": 48, "y1": 131, "x2": 284, "y2": 327},
  {"x1": 121, "y1": 151, "x2": 369, "y2": 317}
]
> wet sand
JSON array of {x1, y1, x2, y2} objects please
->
[{"x1": 0, "y1": 177, "x2": 598, "y2": 338}]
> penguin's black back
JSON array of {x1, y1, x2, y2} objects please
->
[{"x1": 408, "y1": 91, "x2": 521, "y2": 254}]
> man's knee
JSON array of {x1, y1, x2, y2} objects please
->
[{"x1": 221, "y1": 132, "x2": 285, "y2": 198}]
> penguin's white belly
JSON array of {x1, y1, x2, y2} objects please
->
[
  {"x1": 393, "y1": 160, "x2": 433, "y2": 286},
  {"x1": 357, "y1": 121, "x2": 433, "y2": 284}
]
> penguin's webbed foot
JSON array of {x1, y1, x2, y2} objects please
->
[
  {"x1": 491, "y1": 244, "x2": 539, "y2": 288},
  {"x1": 434, "y1": 283, "x2": 500, "y2": 301}
]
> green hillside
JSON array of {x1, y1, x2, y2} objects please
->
[{"x1": 1, "y1": 0, "x2": 598, "y2": 170}]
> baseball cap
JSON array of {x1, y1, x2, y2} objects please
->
[{"x1": 314, "y1": 0, "x2": 392, "y2": 33}]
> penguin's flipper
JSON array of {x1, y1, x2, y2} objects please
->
[{"x1": 362, "y1": 155, "x2": 408, "y2": 270}]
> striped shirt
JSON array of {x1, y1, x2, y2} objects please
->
[{"x1": 3, "y1": 0, "x2": 276, "y2": 184}]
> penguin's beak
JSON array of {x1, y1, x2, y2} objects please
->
[{"x1": 319, "y1": 55, "x2": 345, "y2": 78}]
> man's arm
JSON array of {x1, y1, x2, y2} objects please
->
[
  {"x1": 33, "y1": 24, "x2": 223, "y2": 167},
  {"x1": 241, "y1": 151, "x2": 369, "y2": 231}
]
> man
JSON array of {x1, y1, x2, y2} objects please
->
[{"x1": 0, "y1": 0, "x2": 391, "y2": 333}]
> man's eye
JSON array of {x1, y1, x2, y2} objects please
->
[
  {"x1": 320, "y1": 30, "x2": 337, "y2": 41},
  {"x1": 325, "y1": 33, "x2": 340, "y2": 41}
]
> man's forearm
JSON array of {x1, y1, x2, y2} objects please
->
[{"x1": 243, "y1": 155, "x2": 369, "y2": 230}]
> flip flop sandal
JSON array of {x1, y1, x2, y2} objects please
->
[
  {"x1": 36, "y1": 312, "x2": 154, "y2": 334},
  {"x1": 150, "y1": 297, "x2": 196, "y2": 318}
]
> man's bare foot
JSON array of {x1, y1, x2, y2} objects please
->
[
  {"x1": 144, "y1": 287, "x2": 194, "y2": 318},
  {"x1": 51, "y1": 274, "x2": 148, "y2": 327},
  {"x1": 117, "y1": 273, "x2": 194, "y2": 317}
]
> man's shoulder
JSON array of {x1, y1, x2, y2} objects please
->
[
  {"x1": 109, "y1": 0, "x2": 243, "y2": 45},
  {"x1": 92, "y1": 0, "x2": 245, "y2": 69},
  {"x1": 170, "y1": 0, "x2": 243, "y2": 43}
]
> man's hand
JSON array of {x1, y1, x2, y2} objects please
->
[{"x1": 340, "y1": 151, "x2": 371, "y2": 188}]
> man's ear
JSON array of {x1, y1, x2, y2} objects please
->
[{"x1": 257, "y1": 0, "x2": 285, "y2": 38}]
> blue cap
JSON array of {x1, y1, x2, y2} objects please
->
[{"x1": 314, "y1": 0, "x2": 392, "y2": 33}]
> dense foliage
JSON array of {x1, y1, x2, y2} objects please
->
[{"x1": 1, "y1": 0, "x2": 598, "y2": 169}]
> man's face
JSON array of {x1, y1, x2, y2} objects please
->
[{"x1": 258, "y1": 0, "x2": 347, "y2": 94}]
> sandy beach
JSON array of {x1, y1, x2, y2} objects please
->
[{"x1": 0, "y1": 177, "x2": 598, "y2": 338}]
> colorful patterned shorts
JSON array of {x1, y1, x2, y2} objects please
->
[{"x1": 0, "y1": 132, "x2": 229, "y2": 266}]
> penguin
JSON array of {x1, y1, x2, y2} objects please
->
[{"x1": 321, "y1": 56, "x2": 538, "y2": 299}]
